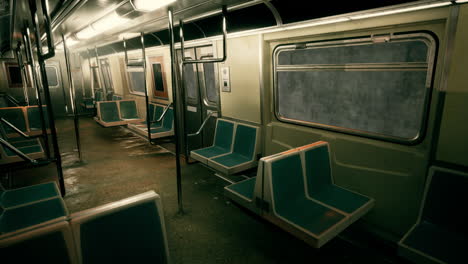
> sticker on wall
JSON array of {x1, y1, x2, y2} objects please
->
[{"x1": 221, "y1": 66, "x2": 230, "y2": 92}]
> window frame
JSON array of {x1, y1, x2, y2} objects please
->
[
  {"x1": 4, "y1": 62, "x2": 31, "y2": 88},
  {"x1": 44, "y1": 65, "x2": 60, "y2": 89},
  {"x1": 148, "y1": 56, "x2": 168, "y2": 99},
  {"x1": 126, "y1": 67, "x2": 146, "y2": 96},
  {"x1": 272, "y1": 32, "x2": 437, "y2": 145}
]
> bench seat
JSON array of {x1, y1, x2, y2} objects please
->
[
  {"x1": 1, "y1": 182, "x2": 60, "y2": 209},
  {"x1": 0, "y1": 198, "x2": 68, "y2": 236},
  {"x1": 191, "y1": 119, "x2": 234, "y2": 164}
]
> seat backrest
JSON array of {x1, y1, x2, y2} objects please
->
[
  {"x1": 27, "y1": 106, "x2": 49, "y2": 131},
  {"x1": 119, "y1": 100, "x2": 139, "y2": 119},
  {"x1": 213, "y1": 119, "x2": 234, "y2": 150},
  {"x1": 162, "y1": 108, "x2": 173, "y2": 130},
  {"x1": 95, "y1": 91, "x2": 103, "y2": 102},
  {"x1": 268, "y1": 151, "x2": 304, "y2": 211},
  {"x1": 0, "y1": 107, "x2": 27, "y2": 134},
  {"x1": 421, "y1": 167, "x2": 468, "y2": 236},
  {"x1": 70, "y1": 191, "x2": 169, "y2": 264},
  {"x1": 300, "y1": 141, "x2": 333, "y2": 196},
  {"x1": 232, "y1": 124, "x2": 257, "y2": 159},
  {"x1": 0, "y1": 221, "x2": 77, "y2": 263},
  {"x1": 98, "y1": 102, "x2": 120, "y2": 122}
]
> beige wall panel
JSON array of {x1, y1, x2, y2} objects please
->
[
  {"x1": 437, "y1": 4, "x2": 468, "y2": 166},
  {"x1": 217, "y1": 35, "x2": 261, "y2": 124}
]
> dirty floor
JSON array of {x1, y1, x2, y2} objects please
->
[{"x1": 6, "y1": 117, "x2": 411, "y2": 264}]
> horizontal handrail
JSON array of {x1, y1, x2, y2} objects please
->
[
  {"x1": 188, "y1": 111, "x2": 218, "y2": 137},
  {"x1": 180, "y1": 6, "x2": 227, "y2": 65},
  {"x1": 153, "y1": 102, "x2": 173, "y2": 123},
  {"x1": 0, "y1": 138, "x2": 38, "y2": 165},
  {"x1": 0, "y1": 118, "x2": 41, "y2": 139}
]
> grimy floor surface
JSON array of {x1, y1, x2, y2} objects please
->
[{"x1": 7, "y1": 117, "x2": 411, "y2": 264}]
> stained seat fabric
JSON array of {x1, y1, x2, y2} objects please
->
[
  {"x1": 270, "y1": 153, "x2": 346, "y2": 236},
  {"x1": 0, "y1": 182, "x2": 59, "y2": 209}
]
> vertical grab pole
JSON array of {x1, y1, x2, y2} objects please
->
[
  {"x1": 24, "y1": 29, "x2": 51, "y2": 159},
  {"x1": 62, "y1": 34, "x2": 82, "y2": 162},
  {"x1": 94, "y1": 46, "x2": 106, "y2": 100},
  {"x1": 168, "y1": 9, "x2": 184, "y2": 214},
  {"x1": 30, "y1": 0, "x2": 66, "y2": 196},
  {"x1": 140, "y1": 33, "x2": 152, "y2": 143},
  {"x1": 16, "y1": 44, "x2": 30, "y2": 106}
]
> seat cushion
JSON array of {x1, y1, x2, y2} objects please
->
[
  {"x1": 210, "y1": 153, "x2": 251, "y2": 168},
  {"x1": 192, "y1": 146, "x2": 230, "y2": 159},
  {"x1": 1, "y1": 182, "x2": 59, "y2": 208},
  {"x1": 0, "y1": 198, "x2": 67, "y2": 234},
  {"x1": 313, "y1": 185, "x2": 371, "y2": 214},
  {"x1": 5, "y1": 145, "x2": 43, "y2": 157},
  {"x1": 150, "y1": 127, "x2": 172, "y2": 134},
  {"x1": 99, "y1": 102, "x2": 121, "y2": 123},
  {"x1": 225, "y1": 177, "x2": 256, "y2": 201},
  {"x1": 27, "y1": 106, "x2": 49, "y2": 131}
]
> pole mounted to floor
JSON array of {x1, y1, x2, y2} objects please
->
[
  {"x1": 29, "y1": 0, "x2": 66, "y2": 196},
  {"x1": 62, "y1": 33, "x2": 82, "y2": 162},
  {"x1": 168, "y1": 8, "x2": 184, "y2": 214}
]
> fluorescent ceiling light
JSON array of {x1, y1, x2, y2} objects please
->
[
  {"x1": 56, "y1": 38, "x2": 79, "y2": 50},
  {"x1": 350, "y1": 2, "x2": 451, "y2": 20},
  {"x1": 92, "y1": 12, "x2": 129, "y2": 32},
  {"x1": 455, "y1": 0, "x2": 468, "y2": 3},
  {"x1": 132, "y1": 0, "x2": 176, "y2": 12},
  {"x1": 76, "y1": 26, "x2": 99, "y2": 39}
]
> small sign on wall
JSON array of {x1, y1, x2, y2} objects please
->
[{"x1": 221, "y1": 66, "x2": 230, "y2": 92}]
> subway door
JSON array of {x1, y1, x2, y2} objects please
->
[
  {"x1": 41, "y1": 61, "x2": 69, "y2": 117},
  {"x1": 179, "y1": 47, "x2": 203, "y2": 154},
  {"x1": 195, "y1": 46, "x2": 219, "y2": 149}
]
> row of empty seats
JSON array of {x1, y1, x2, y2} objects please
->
[
  {"x1": 398, "y1": 166, "x2": 467, "y2": 264},
  {"x1": 190, "y1": 118, "x2": 260, "y2": 175},
  {"x1": 224, "y1": 141, "x2": 374, "y2": 248},
  {"x1": 127, "y1": 103, "x2": 175, "y2": 139},
  {"x1": 0, "y1": 116, "x2": 45, "y2": 164},
  {"x1": 0, "y1": 106, "x2": 49, "y2": 137},
  {"x1": 0, "y1": 182, "x2": 169, "y2": 263},
  {"x1": 94, "y1": 100, "x2": 144, "y2": 127}
]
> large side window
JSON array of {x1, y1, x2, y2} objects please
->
[
  {"x1": 274, "y1": 33, "x2": 436, "y2": 143},
  {"x1": 127, "y1": 68, "x2": 146, "y2": 96}
]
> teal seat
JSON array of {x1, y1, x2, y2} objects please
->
[
  {"x1": 0, "y1": 182, "x2": 60, "y2": 209},
  {"x1": 95, "y1": 91, "x2": 103, "y2": 102},
  {"x1": 149, "y1": 108, "x2": 174, "y2": 138},
  {"x1": 208, "y1": 123, "x2": 258, "y2": 175},
  {"x1": 27, "y1": 106, "x2": 49, "y2": 132},
  {"x1": 225, "y1": 177, "x2": 256, "y2": 202},
  {"x1": 0, "y1": 221, "x2": 76, "y2": 263},
  {"x1": 151, "y1": 105, "x2": 164, "y2": 128},
  {"x1": 70, "y1": 191, "x2": 169, "y2": 264},
  {"x1": 0, "y1": 124, "x2": 44, "y2": 164},
  {"x1": 119, "y1": 100, "x2": 139, "y2": 120},
  {"x1": 95, "y1": 101, "x2": 125, "y2": 127},
  {"x1": 191, "y1": 119, "x2": 235, "y2": 164},
  {"x1": 269, "y1": 152, "x2": 346, "y2": 241},
  {"x1": 0, "y1": 198, "x2": 68, "y2": 235},
  {"x1": 302, "y1": 142, "x2": 372, "y2": 215},
  {"x1": 399, "y1": 167, "x2": 468, "y2": 264},
  {"x1": 0, "y1": 107, "x2": 27, "y2": 135},
  {"x1": 112, "y1": 95, "x2": 122, "y2": 101}
]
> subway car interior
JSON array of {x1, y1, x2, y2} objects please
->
[{"x1": 0, "y1": 0, "x2": 467, "y2": 263}]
